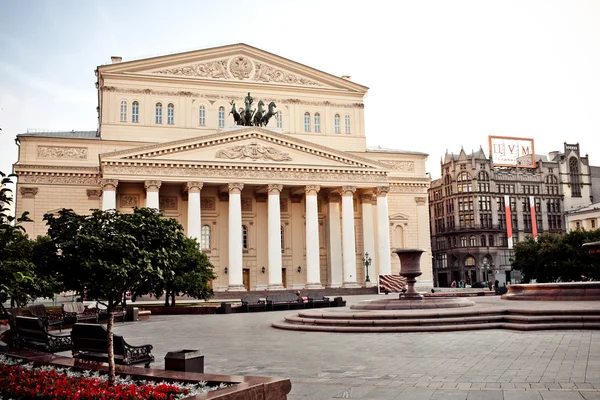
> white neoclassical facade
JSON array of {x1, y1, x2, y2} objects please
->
[{"x1": 14, "y1": 44, "x2": 432, "y2": 291}]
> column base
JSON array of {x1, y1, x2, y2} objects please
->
[
  {"x1": 364, "y1": 281, "x2": 374, "y2": 288},
  {"x1": 214, "y1": 286, "x2": 229, "y2": 292},
  {"x1": 291, "y1": 284, "x2": 305, "y2": 290},
  {"x1": 226, "y1": 285, "x2": 247, "y2": 292},
  {"x1": 305, "y1": 283, "x2": 324, "y2": 289},
  {"x1": 267, "y1": 284, "x2": 285, "y2": 290},
  {"x1": 255, "y1": 284, "x2": 268, "y2": 291},
  {"x1": 342, "y1": 282, "x2": 361, "y2": 288},
  {"x1": 328, "y1": 283, "x2": 343, "y2": 289}
]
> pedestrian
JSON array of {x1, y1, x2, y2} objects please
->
[{"x1": 451, "y1": 280, "x2": 457, "y2": 288}]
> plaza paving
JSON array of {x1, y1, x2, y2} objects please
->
[{"x1": 104, "y1": 295, "x2": 600, "y2": 399}]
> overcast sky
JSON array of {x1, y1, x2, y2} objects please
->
[{"x1": 1, "y1": 0, "x2": 599, "y2": 182}]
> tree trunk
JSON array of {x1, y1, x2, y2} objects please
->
[
  {"x1": 171, "y1": 291, "x2": 176, "y2": 306},
  {"x1": 107, "y1": 306, "x2": 116, "y2": 385},
  {"x1": 164, "y1": 289, "x2": 170, "y2": 306}
]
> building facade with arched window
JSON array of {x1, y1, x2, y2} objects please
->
[
  {"x1": 13, "y1": 43, "x2": 432, "y2": 292},
  {"x1": 429, "y1": 143, "x2": 599, "y2": 287}
]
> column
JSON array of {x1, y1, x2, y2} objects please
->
[
  {"x1": 186, "y1": 182, "x2": 203, "y2": 240},
  {"x1": 327, "y1": 191, "x2": 343, "y2": 288},
  {"x1": 341, "y1": 186, "x2": 359, "y2": 287},
  {"x1": 145, "y1": 180, "x2": 161, "y2": 209},
  {"x1": 305, "y1": 185, "x2": 323, "y2": 289},
  {"x1": 19, "y1": 187, "x2": 37, "y2": 238},
  {"x1": 361, "y1": 191, "x2": 375, "y2": 287},
  {"x1": 267, "y1": 184, "x2": 284, "y2": 290},
  {"x1": 377, "y1": 186, "x2": 392, "y2": 275},
  {"x1": 100, "y1": 179, "x2": 118, "y2": 210},
  {"x1": 227, "y1": 183, "x2": 245, "y2": 291}
]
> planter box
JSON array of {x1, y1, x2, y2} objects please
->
[{"x1": 165, "y1": 349, "x2": 204, "y2": 373}]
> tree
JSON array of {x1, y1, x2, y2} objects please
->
[
  {"x1": 512, "y1": 230, "x2": 600, "y2": 282},
  {"x1": 43, "y1": 207, "x2": 215, "y2": 384}
]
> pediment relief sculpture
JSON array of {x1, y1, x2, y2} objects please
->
[
  {"x1": 152, "y1": 56, "x2": 322, "y2": 87},
  {"x1": 215, "y1": 142, "x2": 292, "y2": 162}
]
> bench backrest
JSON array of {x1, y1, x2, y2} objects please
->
[
  {"x1": 71, "y1": 323, "x2": 126, "y2": 356},
  {"x1": 241, "y1": 295, "x2": 263, "y2": 303},
  {"x1": 307, "y1": 293, "x2": 327, "y2": 301},
  {"x1": 63, "y1": 302, "x2": 86, "y2": 314},
  {"x1": 6, "y1": 308, "x2": 23, "y2": 330},
  {"x1": 267, "y1": 293, "x2": 300, "y2": 302},
  {"x1": 28, "y1": 304, "x2": 49, "y2": 318},
  {"x1": 15, "y1": 316, "x2": 49, "y2": 344}
]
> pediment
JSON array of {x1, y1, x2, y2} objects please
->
[
  {"x1": 100, "y1": 127, "x2": 387, "y2": 171},
  {"x1": 98, "y1": 43, "x2": 367, "y2": 92}
]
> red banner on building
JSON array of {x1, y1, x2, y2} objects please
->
[
  {"x1": 504, "y1": 195, "x2": 513, "y2": 249},
  {"x1": 530, "y1": 196, "x2": 538, "y2": 240}
]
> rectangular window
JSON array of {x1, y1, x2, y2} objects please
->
[
  {"x1": 304, "y1": 113, "x2": 311, "y2": 132},
  {"x1": 314, "y1": 114, "x2": 321, "y2": 132},
  {"x1": 345, "y1": 115, "x2": 351, "y2": 133},
  {"x1": 132, "y1": 102, "x2": 139, "y2": 123}
]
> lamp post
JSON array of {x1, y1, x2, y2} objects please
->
[
  {"x1": 362, "y1": 252, "x2": 372, "y2": 286},
  {"x1": 481, "y1": 259, "x2": 490, "y2": 283}
]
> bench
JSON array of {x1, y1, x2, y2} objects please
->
[
  {"x1": 14, "y1": 316, "x2": 72, "y2": 352},
  {"x1": 266, "y1": 293, "x2": 305, "y2": 311},
  {"x1": 28, "y1": 304, "x2": 64, "y2": 330},
  {"x1": 307, "y1": 293, "x2": 331, "y2": 308},
  {"x1": 241, "y1": 295, "x2": 266, "y2": 312},
  {"x1": 71, "y1": 323, "x2": 154, "y2": 368},
  {"x1": 62, "y1": 302, "x2": 98, "y2": 324},
  {"x1": 91, "y1": 302, "x2": 126, "y2": 322}
]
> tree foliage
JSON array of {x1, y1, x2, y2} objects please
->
[
  {"x1": 43, "y1": 207, "x2": 215, "y2": 383},
  {"x1": 511, "y1": 230, "x2": 600, "y2": 283}
]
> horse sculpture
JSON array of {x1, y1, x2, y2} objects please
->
[
  {"x1": 260, "y1": 102, "x2": 277, "y2": 126},
  {"x1": 229, "y1": 101, "x2": 242, "y2": 126},
  {"x1": 253, "y1": 100, "x2": 265, "y2": 126}
]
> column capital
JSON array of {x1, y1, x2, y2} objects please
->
[
  {"x1": 328, "y1": 191, "x2": 341, "y2": 203},
  {"x1": 377, "y1": 186, "x2": 390, "y2": 196},
  {"x1": 20, "y1": 187, "x2": 38, "y2": 199},
  {"x1": 228, "y1": 182, "x2": 244, "y2": 194},
  {"x1": 415, "y1": 196, "x2": 427, "y2": 205},
  {"x1": 99, "y1": 179, "x2": 118, "y2": 191},
  {"x1": 305, "y1": 185, "x2": 320, "y2": 196},
  {"x1": 145, "y1": 180, "x2": 162, "y2": 191},
  {"x1": 268, "y1": 184, "x2": 283, "y2": 194},
  {"x1": 186, "y1": 181, "x2": 204, "y2": 193},
  {"x1": 341, "y1": 186, "x2": 356, "y2": 196},
  {"x1": 86, "y1": 189, "x2": 102, "y2": 200}
]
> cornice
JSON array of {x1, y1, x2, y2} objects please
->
[
  {"x1": 101, "y1": 129, "x2": 386, "y2": 170},
  {"x1": 14, "y1": 164, "x2": 99, "y2": 173},
  {"x1": 17, "y1": 171, "x2": 100, "y2": 185}
]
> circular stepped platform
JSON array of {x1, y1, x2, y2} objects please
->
[{"x1": 272, "y1": 298, "x2": 600, "y2": 332}]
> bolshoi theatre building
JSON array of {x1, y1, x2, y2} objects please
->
[{"x1": 14, "y1": 44, "x2": 432, "y2": 292}]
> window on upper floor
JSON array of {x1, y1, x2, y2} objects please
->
[
  {"x1": 345, "y1": 114, "x2": 351, "y2": 134},
  {"x1": 304, "y1": 112, "x2": 311, "y2": 132},
  {"x1": 489, "y1": 235, "x2": 494, "y2": 247},
  {"x1": 155, "y1": 103, "x2": 163, "y2": 124},
  {"x1": 242, "y1": 225, "x2": 248, "y2": 250},
  {"x1": 201, "y1": 225, "x2": 211, "y2": 250},
  {"x1": 199, "y1": 105, "x2": 206, "y2": 126},
  {"x1": 132, "y1": 101, "x2": 139, "y2": 123},
  {"x1": 460, "y1": 236, "x2": 467, "y2": 247},
  {"x1": 120, "y1": 101, "x2": 127, "y2": 122},
  {"x1": 569, "y1": 157, "x2": 581, "y2": 197},
  {"x1": 167, "y1": 103, "x2": 175, "y2": 125},
  {"x1": 314, "y1": 113, "x2": 321, "y2": 133},
  {"x1": 481, "y1": 235, "x2": 486, "y2": 247},
  {"x1": 469, "y1": 236, "x2": 476, "y2": 247},
  {"x1": 276, "y1": 111, "x2": 283, "y2": 129},
  {"x1": 334, "y1": 114, "x2": 341, "y2": 133},
  {"x1": 218, "y1": 106, "x2": 225, "y2": 127}
]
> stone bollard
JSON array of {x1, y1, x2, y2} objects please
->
[{"x1": 165, "y1": 350, "x2": 204, "y2": 373}]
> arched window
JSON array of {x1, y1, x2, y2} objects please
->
[
  {"x1": 167, "y1": 103, "x2": 175, "y2": 125},
  {"x1": 155, "y1": 103, "x2": 163, "y2": 124},
  {"x1": 569, "y1": 157, "x2": 581, "y2": 197},
  {"x1": 344, "y1": 114, "x2": 351, "y2": 133},
  {"x1": 460, "y1": 236, "x2": 467, "y2": 247},
  {"x1": 198, "y1": 105, "x2": 206, "y2": 126},
  {"x1": 131, "y1": 101, "x2": 139, "y2": 123},
  {"x1": 481, "y1": 235, "x2": 486, "y2": 247},
  {"x1": 276, "y1": 111, "x2": 283, "y2": 129},
  {"x1": 242, "y1": 225, "x2": 248, "y2": 250},
  {"x1": 334, "y1": 114, "x2": 341, "y2": 133},
  {"x1": 218, "y1": 106, "x2": 225, "y2": 127},
  {"x1": 200, "y1": 225, "x2": 211, "y2": 250},
  {"x1": 314, "y1": 113, "x2": 321, "y2": 133},
  {"x1": 304, "y1": 112, "x2": 311, "y2": 132},
  {"x1": 464, "y1": 256, "x2": 476, "y2": 266},
  {"x1": 469, "y1": 236, "x2": 476, "y2": 246},
  {"x1": 120, "y1": 101, "x2": 127, "y2": 122},
  {"x1": 488, "y1": 235, "x2": 494, "y2": 247}
]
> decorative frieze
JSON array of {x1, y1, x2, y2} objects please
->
[
  {"x1": 159, "y1": 196, "x2": 178, "y2": 210},
  {"x1": 215, "y1": 142, "x2": 292, "y2": 162},
  {"x1": 387, "y1": 161, "x2": 415, "y2": 172},
  {"x1": 18, "y1": 173, "x2": 99, "y2": 186},
  {"x1": 254, "y1": 62, "x2": 320, "y2": 86},
  {"x1": 120, "y1": 195, "x2": 138, "y2": 208},
  {"x1": 19, "y1": 187, "x2": 38, "y2": 199},
  {"x1": 37, "y1": 146, "x2": 87, "y2": 160},
  {"x1": 153, "y1": 59, "x2": 229, "y2": 79},
  {"x1": 86, "y1": 189, "x2": 102, "y2": 200},
  {"x1": 201, "y1": 197, "x2": 215, "y2": 210}
]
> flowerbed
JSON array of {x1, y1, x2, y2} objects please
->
[{"x1": 0, "y1": 355, "x2": 227, "y2": 399}]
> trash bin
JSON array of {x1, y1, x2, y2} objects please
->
[
  {"x1": 164, "y1": 350, "x2": 204, "y2": 373},
  {"x1": 219, "y1": 302, "x2": 232, "y2": 314},
  {"x1": 333, "y1": 297, "x2": 346, "y2": 307},
  {"x1": 125, "y1": 306, "x2": 139, "y2": 321}
]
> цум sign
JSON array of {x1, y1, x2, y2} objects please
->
[{"x1": 488, "y1": 136, "x2": 536, "y2": 168}]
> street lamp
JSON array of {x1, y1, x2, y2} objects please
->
[
  {"x1": 481, "y1": 259, "x2": 490, "y2": 282},
  {"x1": 362, "y1": 252, "x2": 372, "y2": 283}
]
